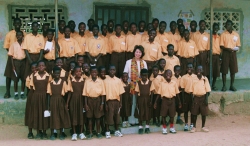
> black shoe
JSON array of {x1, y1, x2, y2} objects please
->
[
  {"x1": 156, "y1": 122, "x2": 161, "y2": 127},
  {"x1": 27, "y1": 133, "x2": 34, "y2": 139},
  {"x1": 110, "y1": 129, "x2": 115, "y2": 134},
  {"x1": 4, "y1": 93, "x2": 11, "y2": 99},
  {"x1": 21, "y1": 94, "x2": 26, "y2": 100},
  {"x1": 50, "y1": 135, "x2": 56, "y2": 140},
  {"x1": 101, "y1": 130, "x2": 105, "y2": 136},
  {"x1": 176, "y1": 119, "x2": 184, "y2": 125},
  {"x1": 59, "y1": 134, "x2": 65, "y2": 140},
  {"x1": 212, "y1": 86, "x2": 218, "y2": 91},
  {"x1": 229, "y1": 86, "x2": 237, "y2": 92},
  {"x1": 138, "y1": 128, "x2": 143, "y2": 134},
  {"x1": 14, "y1": 94, "x2": 19, "y2": 100},
  {"x1": 42, "y1": 133, "x2": 48, "y2": 139},
  {"x1": 221, "y1": 86, "x2": 227, "y2": 92},
  {"x1": 92, "y1": 130, "x2": 97, "y2": 135},
  {"x1": 35, "y1": 133, "x2": 42, "y2": 139},
  {"x1": 85, "y1": 130, "x2": 90, "y2": 135},
  {"x1": 145, "y1": 128, "x2": 150, "y2": 134},
  {"x1": 54, "y1": 133, "x2": 57, "y2": 138},
  {"x1": 87, "y1": 134, "x2": 93, "y2": 140},
  {"x1": 62, "y1": 132, "x2": 67, "y2": 137},
  {"x1": 166, "y1": 121, "x2": 169, "y2": 126},
  {"x1": 70, "y1": 129, "x2": 73, "y2": 136},
  {"x1": 97, "y1": 133, "x2": 102, "y2": 139}
]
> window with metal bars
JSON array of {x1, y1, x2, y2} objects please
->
[
  {"x1": 9, "y1": 5, "x2": 67, "y2": 33},
  {"x1": 95, "y1": 5, "x2": 149, "y2": 26}
]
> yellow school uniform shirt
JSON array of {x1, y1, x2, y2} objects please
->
[
  {"x1": 8, "y1": 42, "x2": 25, "y2": 60},
  {"x1": 177, "y1": 39, "x2": 199, "y2": 58},
  {"x1": 149, "y1": 75, "x2": 164, "y2": 94},
  {"x1": 29, "y1": 72, "x2": 51, "y2": 90},
  {"x1": 103, "y1": 76, "x2": 125, "y2": 101},
  {"x1": 220, "y1": 30, "x2": 241, "y2": 49},
  {"x1": 73, "y1": 34, "x2": 88, "y2": 55},
  {"x1": 58, "y1": 32, "x2": 64, "y2": 40},
  {"x1": 125, "y1": 33, "x2": 142, "y2": 52},
  {"x1": 70, "y1": 31, "x2": 79, "y2": 38},
  {"x1": 121, "y1": 31, "x2": 132, "y2": 37},
  {"x1": 22, "y1": 33, "x2": 45, "y2": 54},
  {"x1": 162, "y1": 55, "x2": 180, "y2": 73},
  {"x1": 44, "y1": 40, "x2": 56, "y2": 60},
  {"x1": 180, "y1": 73, "x2": 196, "y2": 93},
  {"x1": 135, "y1": 79, "x2": 155, "y2": 96},
  {"x1": 191, "y1": 31, "x2": 210, "y2": 51},
  {"x1": 85, "y1": 36, "x2": 106, "y2": 57},
  {"x1": 109, "y1": 35, "x2": 126, "y2": 53},
  {"x1": 3, "y1": 30, "x2": 26, "y2": 49},
  {"x1": 157, "y1": 79, "x2": 179, "y2": 98},
  {"x1": 141, "y1": 35, "x2": 160, "y2": 44},
  {"x1": 58, "y1": 37, "x2": 81, "y2": 57},
  {"x1": 106, "y1": 32, "x2": 115, "y2": 38},
  {"x1": 171, "y1": 75, "x2": 182, "y2": 88},
  {"x1": 47, "y1": 78, "x2": 68, "y2": 96},
  {"x1": 158, "y1": 32, "x2": 171, "y2": 53},
  {"x1": 213, "y1": 34, "x2": 221, "y2": 55},
  {"x1": 141, "y1": 40, "x2": 162, "y2": 61},
  {"x1": 167, "y1": 31, "x2": 182, "y2": 52},
  {"x1": 82, "y1": 78, "x2": 106, "y2": 97},
  {"x1": 192, "y1": 75, "x2": 211, "y2": 96},
  {"x1": 101, "y1": 35, "x2": 110, "y2": 54},
  {"x1": 67, "y1": 76, "x2": 84, "y2": 92}
]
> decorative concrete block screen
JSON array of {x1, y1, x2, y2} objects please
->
[
  {"x1": 10, "y1": 6, "x2": 67, "y2": 32},
  {"x1": 203, "y1": 11, "x2": 241, "y2": 34}
]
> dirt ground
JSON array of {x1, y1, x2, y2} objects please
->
[{"x1": 0, "y1": 115, "x2": 249, "y2": 146}]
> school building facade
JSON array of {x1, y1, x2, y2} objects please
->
[{"x1": 0, "y1": 0, "x2": 249, "y2": 85}]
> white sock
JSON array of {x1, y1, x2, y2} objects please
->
[
  {"x1": 54, "y1": 129, "x2": 57, "y2": 133},
  {"x1": 14, "y1": 92, "x2": 18, "y2": 95},
  {"x1": 21, "y1": 92, "x2": 24, "y2": 95},
  {"x1": 145, "y1": 125, "x2": 150, "y2": 128},
  {"x1": 139, "y1": 126, "x2": 143, "y2": 129},
  {"x1": 62, "y1": 128, "x2": 64, "y2": 132}
]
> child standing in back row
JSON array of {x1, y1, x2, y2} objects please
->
[
  {"x1": 8, "y1": 31, "x2": 26, "y2": 100},
  {"x1": 66, "y1": 66, "x2": 86, "y2": 141},
  {"x1": 28, "y1": 60, "x2": 50, "y2": 139},
  {"x1": 47, "y1": 67, "x2": 71, "y2": 140},
  {"x1": 135, "y1": 69, "x2": 155, "y2": 134},
  {"x1": 120, "y1": 72, "x2": 132, "y2": 128}
]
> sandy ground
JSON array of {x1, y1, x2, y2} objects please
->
[{"x1": 0, "y1": 115, "x2": 249, "y2": 146}]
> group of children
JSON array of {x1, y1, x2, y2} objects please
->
[{"x1": 2, "y1": 16, "x2": 240, "y2": 140}]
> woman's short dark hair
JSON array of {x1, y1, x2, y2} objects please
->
[{"x1": 132, "y1": 45, "x2": 145, "y2": 59}]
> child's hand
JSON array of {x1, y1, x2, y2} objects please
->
[
  {"x1": 65, "y1": 104, "x2": 69, "y2": 110},
  {"x1": 154, "y1": 103, "x2": 157, "y2": 109},
  {"x1": 99, "y1": 104, "x2": 103, "y2": 111},
  {"x1": 12, "y1": 66, "x2": 15, "y2": 71},
  {"x1": 85, "y1": 105, "x2": 90, "y2": 111},
  {"x1": 119, "y1": 102, "x2": 122, "y2": 108}
]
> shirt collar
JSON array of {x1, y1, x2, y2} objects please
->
[
  {"x1": 140, "y1": 79, "x2": 149, "y2": 85},
  {"x1": 72, "y1": 76, "x2": 84, "y2": 82},
  {"x1": 51, "y1": 78, "x2": 62, "y2": 84},
  {"x1": 34, "y1": 72, "x2": 50, "y2": 77}
]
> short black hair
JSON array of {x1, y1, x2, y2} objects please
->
[
  {"x1": 226, "y1": 19, "x2": 233, "y2": 25},
  {"x1": 123, "y1": 20, "x2": 129, "y2": 24},
  {"x1": 13, "y1": 18, "x2": 21, "y2": 23},
  {"x1": 30, "y1": 62, "x2": 37, "y2": 68},
  {"x1": 32, "y1": 21, "x2": 38, "y2": 26},
  {"x1": 53, "y1": 66, "x2": 61, "y2": 72},
  {"x1": 109, "y1": 64, "x2": 116, "y2": 69},
  {"x1": 139, "y1": 20, "x2": 146, "y2": 26},
  {"x1": 152, "y1": 18, "x2": 159, "y2": 23},
  {"x1": 187, "y1": 63, "x2": 193, "y2": 67},
  {"x1": 170, "y1": 21, "x2": 177, "y2": 26},
  {"x1": 69, "y1": 61, "x2": 77, "y2": 65},
  {"x1": 88, "y1": 19, "x2": 95, "y2": 24},
  {"x1": 132, "y1": 45, "x2": 145, "y2": 58},
  {"x1": 37, "y1": 60, "x2": 46, "y2": 65},
  {"x1": 74, "y1": 65, "x2": 82, "y2": 71},
  {"x1": 77, "y1": 55, "x2": 84, "y2": 59},
  {"x1": 158, "y1": 58, "x2": 166, "y2": 65},
  {"x1": 16, "y1": 31, "x2": 24, "y2": 36},
  {"x1": 140, "y1": 68, "x2": 148, "y2": 74},
  {"x1": 107, "y1": 19, "x2": 114, "y2": 25},
  {"x1": 68, "y1": 20, "x2": 75, "y2": 25},
  {"x1": 55, "y1": 57, "x2": 63, "y2": 63},
  {"x1": 199, "y1": 20, "x2": 206, "y2": 25},
  {"x1": 47, "y1": 29, "x2": 54, "y2": 34},
  {"x1": 92, "y1": 24, "x2": 99, "y2": 30},
  {"x1": 148, "y1": 28, "x2": 156, "y2": 34},
  {"x1": 64, "y1": 25, "x2": 71, "y2": 31},
  {"x1": 115, "y1": 24, "x2": 122, "y2": 29},
  {"x1": 165, "y1": 69, "x2": 172, "y2": 74},
  {"x1": 178, "y1": 24, "x2": 185, "y2": 30},
  {"x1": 101, "y1": 24, "x2": 107, "y2": 30},
  {"x1": 152, "y1": 65, "x2": 159, "y2": 70},
  {"x1": 78, "y1": 22, "x2": 86, "y2": 28},
  {"x1": 190, "y1": 20, "x2": 197, "y2": 26},
  {"x1": 130, "y1": 22, "x2": 137, "y2": 28},
  {"x1": 174, "y1": 65, "x2": 181, "y2": 71},
  {"x1": 98, "y1": 66, "x2": 106, "y2": 72},
  {"x1": 213, "y1": 22, "x2": 219, "y2": 28},
  {"x1": 167, "y1": 44, "x2": 174, "y2": 49},
  {"x1": 184, "y1": 29, "x2": 189, "y2": 33},
  {"x1": 122, "y1": 72, "x2": 128, "y2": 76},
  {"x1": 90, "y1": 66, "x2": 98, "y2": 71},
  {"x1": 59, "y1": 20, "x2": 66, "y2": 24},
  {"x1": 159, "y1": 21, "x2": 167, "y2": 26}
]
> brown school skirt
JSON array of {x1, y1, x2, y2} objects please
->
[
  {"x1": 152, "y1": 94, "x2": 161, "y2": 117},
  {"x1": 220, "y1": 50, "x2": 238, "y2": 74},
  {"x1": 24, "y1": 53, "x2": 40, "y2": 78},
  {"x1": 4, "y1": 56, "x2": 12, "y2": 78},
  {"x1": 110, "y1": 52, "x2": 126, "y2": 78},
  {"x1": 126, "y1": 52, "x2": 134, "y2": 61},
  {"x1": 11, "y1": 59, "x2": 26, "y2": 82},
  {"x1": 191, "y1": 95, "x2": 208, "y2": 116},
  {"x1": 45, "y1": 59, "x2": 55, "y2": 74},
  {"x1": 212, "y1": 54, "x2": 220, "y2": 77},
  {"x1": 86, "y1": 97, "x2": 104, "y2": 119},
  {"x1": 134, "y1": 96, "x2": 151, "y2": 121},
  {"x1": 120, "y1": 91, "x2": 132, "y2": 117},
  {"x1": 25, "y1": 89, "x2": 34, "y2": 126},
  {"x1": 160, "y1": 97, "x2": 176, "y2": 117},
  {"x1": 180, "y1": 57, "x2": 195, "y2": 76},
  {"x1": 197, "y1": 51, "x2": 209, "y2": 76},
  {"x1": 182, "y1": 92, "x2": 192, "y2": 113},
  {"x1": 105, "y1": 100, "x2": 120, "y2": 125}
]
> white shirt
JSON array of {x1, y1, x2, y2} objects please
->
[{"x1": 123, "y1": 59, "x2": 148, "y2": 80}]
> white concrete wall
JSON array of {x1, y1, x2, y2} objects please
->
[{"x1": 0, "y1": 0, "x2": 249, "y2": 85}]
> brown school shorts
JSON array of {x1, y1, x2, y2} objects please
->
[
  {"x1": 86, "y1": 97, "x2": 104, "y2": 119},
  {"x1": 212, "y1": 54, "x2": 220, "y2": 77},
  {"x1": 182, "y1": 92, "x2": 192, "y2": 113},
  {"x1": 175, "y1": 93, "x2": 183, "y2": 113},
  {"x1": 160, "y1": 97, "x2": 176, "y2": 117},
  {"x1": 11, "y1": 59, "x2": 26, "y2": 82},
  {"x1": 220, "y1": 50, "x2": 238, "y2": 74},
  {"x1": 4, "y1": 56, "x2": 12, "y2": 78},
  {"x1": 191, "y1": 95, "x2": 208, "y2": 116},
  {"x1": 105, "y1": 100, "x2": 120, "y2": 125}
]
